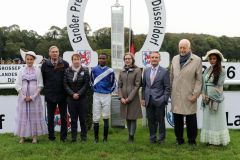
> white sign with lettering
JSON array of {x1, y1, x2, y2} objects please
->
[
  {"x1": 67, "y1": 0, "x2": 98, "y2": 67},
  {"x1": 135, "y1": 0, "x2": 167, "y2": 68},
  {"x1": 202, "y1": 62, "x2": 240, "y2": 81}
]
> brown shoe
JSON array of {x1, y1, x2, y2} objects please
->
[
  {"x1": 32, "y1": 136, "x2": 38, "y2": 144},
  {"x1": 19, "y1": 137, "x2": 25, "y2": 144}
]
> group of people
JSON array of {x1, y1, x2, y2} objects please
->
[
  {"x1": 14, "y1": 39, "x2": 230, "y2": 146},
  {"x1": 0, "y1": 59, "x2": 23, "y2": 64}
]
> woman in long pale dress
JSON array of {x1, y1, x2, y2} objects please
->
[
  {"x1": 200, "y1": 49, "x2": 230, "y2": 146},
  {"x1": 15, "y1": 51, "x2": 48, "y2": 143}
]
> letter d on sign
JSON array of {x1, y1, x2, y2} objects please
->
[{"x1": 0, "y1": 114, "x2": 5, "y2": 129}]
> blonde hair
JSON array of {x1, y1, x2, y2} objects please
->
[{"x1": 48, "y1": 46, "x2": 59, "y2": 53}]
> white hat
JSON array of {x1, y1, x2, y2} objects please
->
[
  {"x1": 20, "y1": 49, "x2": 43, "y2": 64},
  {"x1": 202, "y1": 49, "x2": 227, "y2": 62}
]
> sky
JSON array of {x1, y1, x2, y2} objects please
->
[{"x1": 0, "y1": 0, "x2": 239, "y2": 37}]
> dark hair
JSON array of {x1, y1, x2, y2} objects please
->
[
  {"x1": 150, "y1": 51, "x2": 161, "y2": 58},
  {"x1": 209, "y1": 54, "x2": 222, "y2": 85},
  {"x1": 99, "y1": 53, "x2": 107, "y2": 58},
  {"x1": 123, "y1": 53, "x2": 135, "y2": 65}
]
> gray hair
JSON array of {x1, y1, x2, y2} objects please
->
[
  {"x1": 48, "y1": 46, "x2": 59, "y2": 53},
  {"x1": 179, "y1": 39, "x2": 191, "y2": 48},
  {"x1": 150, "y1": 51, "x2": 161, "y2": 58}
]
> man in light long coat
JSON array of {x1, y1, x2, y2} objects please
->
[{"x1": 170, "y1": 39, "x2": 202, "y2": 145}]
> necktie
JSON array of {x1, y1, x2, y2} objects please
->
[{"x1": 150, "y1": 68, "x2": 156, "y2": 85}]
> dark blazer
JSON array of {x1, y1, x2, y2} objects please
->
[
  {"x1": 142, "y1": 66, "x2": 170, "y2": 107},
  {"x1": 41, "y1": 58, "x2": 69, "y2": 103},
  {"x1": 63, "y1": 66, "x2": 89, "y2": 99}
]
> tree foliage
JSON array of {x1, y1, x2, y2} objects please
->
[{"x1": 0, "y1": 25, "x2": 240, "y2": 62}]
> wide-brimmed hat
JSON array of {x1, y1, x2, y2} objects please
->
[
  {"x1": 202, "y1": 49, "x2": 227, "y2": 62},
  {"x1": 20, "y1": 49, "x2": 43, "y2": 64}
]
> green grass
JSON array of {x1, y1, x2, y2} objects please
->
[{"x1": 0, "y1": 126, "x2": 240, "y2": 160}]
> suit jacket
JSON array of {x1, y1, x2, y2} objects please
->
[
  {"x1": 63, "y1": 66, "x2": 89, "y2": 99},
  {"x1": 142, "y1": 65, "x2": 170, "y2": 107},
  {"x1": 170, "y1": 53, "x2": 202, "y2": 115},
  {"x1": 41, "y1": 58, "x2": 69, "y2": 103}
]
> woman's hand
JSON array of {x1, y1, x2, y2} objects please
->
[
  {"x1": 24, "y1": 96, "x2": 32, "y2": 102},
  {"x1": 120, "y1": 98, "x2": 127, "y2": 104},
  {"x1": 202, "y1": 94, "x2": 209, "y2": 103},
  {"x1": 73, "y1": 93, "x2": 80, "y2": 100}
]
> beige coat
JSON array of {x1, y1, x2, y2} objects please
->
[
  {"x1": 170, "y1": 54, "x2": 202, "y2": 115},
  {"x1": 118, "y1": 66, "x2": 142, "y2": 120}
]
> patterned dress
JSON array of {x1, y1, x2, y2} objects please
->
[
  {"x1": 200, "y1": 67, "x2": 230, "y2": 145},
  {"x1": 15, "y1": 66, "x2": 48, "y2": 137}
]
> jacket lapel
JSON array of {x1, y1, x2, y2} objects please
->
[{"x1": 146, "y1": 68, "x2": 151, "y2": 86}]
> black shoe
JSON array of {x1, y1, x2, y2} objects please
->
[
  {"x1": 71, "y1": 139, "x2": 76, "y2": 143},
  {"x1": 60, "y1": 138, "x2": 66, "y2": 142},
  {"x1": 150, "y1": 139, "x2": 157, "y2": 144},
  {"x1": 103, "y1": 137, "x2": 107, "y2": 143},
  {"x1": 158, "y1": 139, "x2": 165, "y2": 144},
  {"x1": 176, "y1": 139, "x2": 185, "y2": 145},
  {"x1": 188, "y1": 141, "x2": 196, "y2": 145},
  {"x1": 128, "y1": 135, "x2": 134, "y2": 143},
  {"x1": 94, "y1": 138, "x2": 99, "y2": 143},
  {"x1": 49, "y1": 137, "x2": 56, "y2": 141},
  {"x1": 81, "y1": 137, "x2": 87, "y2": 142}
]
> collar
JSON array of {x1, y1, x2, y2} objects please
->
[
  {"x1": 98, "y1": 65, "x2": 107, "y2": 70},
  {"x1": 151, "y1": 65, "x2": 159, "y2": 71},
  {"x1": 51, "y1": 59, "x2": 59, "y2": 64},
  {"x1": 46, "y1": 58, "x2": 63, "y2": 66}
]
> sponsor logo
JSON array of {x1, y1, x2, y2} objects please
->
[
  {"x1": 142, "y1": 51, "x2": 151, "y2": 67},
  {"x1": 78, "y1": 50, "x2": 91, "y2": 66}
]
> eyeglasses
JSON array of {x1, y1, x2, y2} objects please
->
[{"x1": 150, "y1": 56, "x2": 160, "y2": 59}]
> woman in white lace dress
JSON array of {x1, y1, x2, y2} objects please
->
[{"x1": 200, "y1": 49, "x2": 230, "y2": 146}]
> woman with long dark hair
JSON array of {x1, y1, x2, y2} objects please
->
[{"x1": 200, "y1": 49, "x2": 230, "y2": 146}]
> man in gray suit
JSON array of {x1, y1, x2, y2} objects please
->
[{"x1": 142, "y1": 51, "x2": 170, "y2": 144}]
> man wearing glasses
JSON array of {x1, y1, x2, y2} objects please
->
[{"x1": 90, "y1": 53, "x2": 116, "y2": 143}]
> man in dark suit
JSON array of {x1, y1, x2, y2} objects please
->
[
  {"x1": 41, "y1": 46, "x2": 69, "y2": 142},
  {"x1": 142, "y1": 51, "x2": 170, "y2": 144}
]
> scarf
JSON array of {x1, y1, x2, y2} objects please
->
[
  {"x1": 72, "y1": 65, "x2": 81, "y2": 82},
  {"x1": 124, "y1": 65, "x2": 135, "y2": 73},
  {"x1": 180, "y1": 52, "x2": 191, "y2": 68}
]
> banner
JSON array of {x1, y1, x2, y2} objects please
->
[
  {"x1": 67, "y1": 0, "x2": 98, "y2": 67},
  {"x1": 1, "y1": 92, "x2": 240, "y2": 133}
]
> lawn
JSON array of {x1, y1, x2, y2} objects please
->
[{"x1": 0, "y1": 126, "x2": 239, "y2": 160}]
